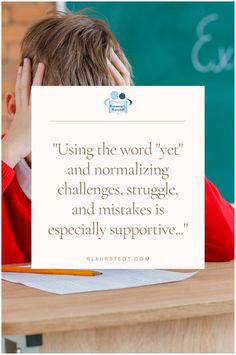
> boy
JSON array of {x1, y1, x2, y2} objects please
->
[{"x1": 2, "y1": 12, "x2": 234, "y2": 264}]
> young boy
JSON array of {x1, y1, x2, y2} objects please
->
[{"x1": 2, "y1": 12, "x2": 234, "y2": 264}]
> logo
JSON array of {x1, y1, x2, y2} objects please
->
[{"x1": 104, "y1": 91, "x2": 132, "y2": 114}]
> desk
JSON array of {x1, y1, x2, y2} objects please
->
[{"x1": 2, "y1": 262, "x2": 234, "y2": 353}]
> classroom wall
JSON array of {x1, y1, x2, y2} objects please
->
[
  {"x1": 67, "y1": 1, "x2": 234, "y2": 203},
  {"x1": 2, "y1": 2, "x2": 55, "y2": 132}
]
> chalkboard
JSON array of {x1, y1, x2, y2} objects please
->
[{"x1": 67, "y1": 1, "x2": 234, "y2": 202}]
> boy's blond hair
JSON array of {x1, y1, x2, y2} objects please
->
[{"x1": 20, "y1": 11, "x2": 132, "y2": 85}]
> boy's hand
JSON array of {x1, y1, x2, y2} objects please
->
[
  {"x1": 2, "y1": 58, "x2": 45, "y2": 168},
  {"x1": 107, "y1": 49, "x2": 131, "y2": 85}
]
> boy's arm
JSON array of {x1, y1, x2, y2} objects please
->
[
  {"x1": 2, "y1": 59, "x2": 45, "y2": 192},
  {"x1": 205, "y1": 177, "x2": 234, "y2": 261},
  {"x1": 2, "y1": 60, "x2": 45, "y2": 168},
  {"x1": 1, "y1": 134, "x2": 15, "y2": 193},
  {"x1": 2, "y1": 160, "x2": 15, "y2": 193}
]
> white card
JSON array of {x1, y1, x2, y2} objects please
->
[{"x1": 32, "y1": 86, "x2": 204, "y2": 269}]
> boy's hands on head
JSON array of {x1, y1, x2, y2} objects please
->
[
  {"x1": 2, "y1": 48, "x2": 130, "y2": 170},
  {"x1": 2, "y1": 58, "x2": 45, "y2": 168},
  {"x1": 107, "y1": 49, "x2": 131, "y2": 85}
]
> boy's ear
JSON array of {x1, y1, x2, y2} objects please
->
[{"x1": 5, "y1": 92, "x2": 16, "y2": 121}]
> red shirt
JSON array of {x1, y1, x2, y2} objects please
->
[{"x1": 1, "y1": 160, "x2": 234, "y2": 264}]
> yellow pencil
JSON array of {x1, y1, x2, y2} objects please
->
[{"x1": 2, "y1": 265, "x2": 101, "y2": 276}]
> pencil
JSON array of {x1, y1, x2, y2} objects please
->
[{"x1": 2, "y1": 265, "x2": 101, "y2": 276}]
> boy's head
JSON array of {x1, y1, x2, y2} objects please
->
[{"x1": 20, "y1": 11, "x2": 132, "y2": 85}]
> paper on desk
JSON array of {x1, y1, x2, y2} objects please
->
[{"x1": 2, "y1": 269, "x2": 198, "y2": 295}]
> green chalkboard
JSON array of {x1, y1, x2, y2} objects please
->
[{"x1": 67, "y1": 1, "x2": 234, "y2": 202}]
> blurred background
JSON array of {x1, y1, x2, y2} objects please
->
[{"x1": 2, "y1": 1, "x2": 234, "y2": 202}]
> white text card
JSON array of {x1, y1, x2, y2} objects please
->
[{"x1": 32, "y1": 86, "x2": 204, "y2": 269}]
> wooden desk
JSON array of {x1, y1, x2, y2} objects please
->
[{"x1": 2, "y1": 262, "x2": 234, "y2": 353}]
